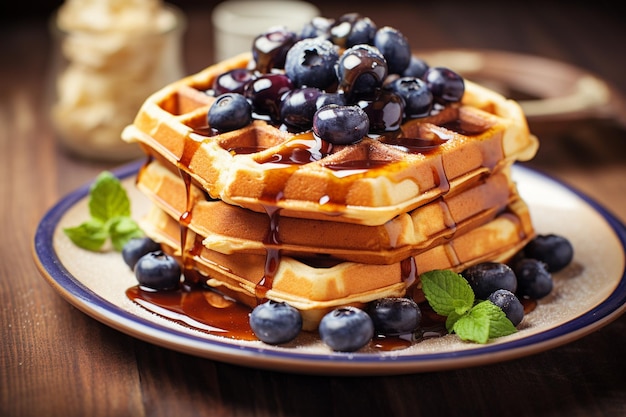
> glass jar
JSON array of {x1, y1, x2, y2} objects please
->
[{"x1": 48, "y1": 3, "x2": 186, "y2": 162}]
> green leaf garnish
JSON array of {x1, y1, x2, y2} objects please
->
[
  {"x1": 63, "y1": 171, "x2": 142, "y2": 252},
  {"x1": 420, "y1": 270, "x2": 517, "y2": 343},
  {"x1": 421, "y1": 269, "x2": 474, "y2": 317}
]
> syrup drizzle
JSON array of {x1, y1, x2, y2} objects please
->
[
  {"x1": 256, "y1": 204, "x2": 283, "y2": 299},
  {"x1": 125, "y1": 111, "x2": 519, "y2": 350}
]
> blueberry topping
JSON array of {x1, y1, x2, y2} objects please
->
[
  {"x1": 423, "y1": 66, "x2": 465, "y2": 103},
  {"x1": 385, "y1": 76, "x2": 433, "y2": 118},
  {"x1": 330, "y1": 13, "x2": 377, "y2": 48},
  {"x1": 513, "y1": 258, "x2": 553, "y2": 300},
  {"x1": 122, "y1": 236, "x2": 161, "y2": 270},
  {"x1": 249, "y1": 300, "x2": 302, "y2": 344},
  {"x1": 284, "y1": 38, "x2": 339, "y2": 90},
  {"x1": 244, "y1": 73, "x2": 293, "y2": 122},
  {"x1": 373, "y1": 26, "x2": 411, "y2": 75},
  {"x1": 403, "y1": 56, "x2": 429, "y2": 78},
  {"x1": 313, "y1": 104, "x2": 370, "y2": 144},
  {"x1": 315, "y1": 92, "x2": 347, "y2": 109},
  {"x1": 134, "y1": 250, "x2": 181, "y2": 291},
  {"x1": 318, "y1": 306, "x2": 374, "y2": 352},
  {"x1": 207, "y1": 93, "x2": 252, "y2": 132},
  {"x1": 337, "y1": 44, "x2": 388, "y2": 99},
  {"x1": 523, "y1": 234, "x2": 574, "y2": 272},
  {"x1": 462, "y1": 262, "x2": 518, "y2": 299},
  {"x1": 367, "y1": 297, "x2": 422, "y2": 336},
  {"x1": 280, "y1": 87, "x2": 323, "y2": 130},
  {"x1": 300, "y1": 16, "x2": 335, "y2": 40},
  {"x1": 212, "y1": 68, "x2": 256, "y2": 96},
  {"x1": 252, "y1": 26, "x2": 299, "y2": 73},
  {"x1": 488, "y1": 289, "x2": 524, "y2": 326},
  {"x1": 356, "y1": 89, "x2": 404, "y2": 132}
]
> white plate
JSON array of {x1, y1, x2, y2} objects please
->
[{"x1": 33, "y1": 161, "x2": 626, "y2": 375}]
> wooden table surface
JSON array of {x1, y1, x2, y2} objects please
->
[{"x1": 2, "y1": 1, "x2": 626, "y2": 416}]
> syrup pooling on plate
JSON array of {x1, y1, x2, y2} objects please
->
[{"x1": 125, "y1": 283, "x2": 452, "y2": 350}]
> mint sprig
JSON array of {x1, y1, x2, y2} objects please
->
[
  {"x1": 421, "y1": 270, "x2": 517, "y2": 343},
  {"x1": 64, "y1": 171, "x2": 143, "y2": 252}
]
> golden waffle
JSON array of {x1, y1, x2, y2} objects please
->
[
  {"x1": 137, "y1": 158, "x2": 522, "y2": 264},
  {"x1": 122, "y1": 53, "x2": 538, "y2": 226},
  {"x1": 139, "y1": 198, "x2": 535, "y2": 330}
]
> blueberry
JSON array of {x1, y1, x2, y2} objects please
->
[
  {"x1": 385, "y1": 76, "x2": 433, "y2": 118},
  {"x1": 207, "y1": 93, "x2": 252, "y2": 132},
  {"x1": 212, "y1": 68, "x2": 256, "y2": 96},
  {"x1": 313, "y1": 104, "x2": 369, "y2": 145},
  {"x1": 244, "y1": 73, "x2": 293, "y2": 122},
  {"x1": 319, "y1": 306, "x2": 374, "y2": 352},
  {"x1": 284, "y1": 38, "x2": 339, "y2": 90},
  {"x1": 423, "y1": 66, "x2": 465, "y2": 103},
  {"x1": 403, "y1": 56, "x2": 429, "y2": 78},
  {"x1": 300, "y1": 16, "x2": 335, "y2": 39},
  {"x1": 122, "y1": 236, "x2": 161, "y2": 270},
  {"x1": 249, "y1": 300, "x2": 302, "y2": 344},
  {"x1": 488, "y1": 289, "x2": 524, "y2": 326},
  {"x1": 367, "y1": 297, "x2": 421, "y2": 336},
  {"x1": 134, "y1": 250, "x2": 181, "y2": 291},
  {"x1": 373, "y1": 26, "x2": 411, "y2": 75},
  {"x1": 315, "y1": 92, "x2": 347, "y2": 109},
  {"x1": 514, "y1": 258, "x2": 553, "y2": 299},
  {"x1": 336, "y1": 44, "x2": 388, "y2": 99},
  {"x1": 330, "y1": 13, "x2": 377, "y2": 48},
  {"x1": 462, "y1": 262, "x2": 517, "y2": 299},
  {"x1": 523, "y1": 234, "x2": 574, "y2": 272},
  {"x1": 356, "y1": 89, "x2": 404, "y2": 132},
  {"x1": 252, "y1": 26, "x2": 298, "y2": 73},
  {"x1": 280, "y1": 87, "x2": 323, "y2": 130}
]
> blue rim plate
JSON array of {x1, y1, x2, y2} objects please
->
[{"x1": 32, "y1": 161, "x2": 626, "y2": 375}]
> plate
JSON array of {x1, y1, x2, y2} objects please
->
[
  {"x1": 414, "y1": 49, "x2": 626, "y2": 128},
  {"x1": 33, "y1": 160, "x2": 626, "y2": 375}
]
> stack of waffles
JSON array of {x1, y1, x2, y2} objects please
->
[{"x1": 122, "y1": 53, "x2": 539, "y2": 330}]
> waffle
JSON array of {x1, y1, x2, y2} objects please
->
[
  {"x1": 136, "y1": 158, "x2": 522, "y2": 264},
  {"x1": 123, "y1": 45, "x2": 539, "y2": 332},
  {"x1": 140, "y1": 198, "x2": 534, "y2": 330},
  {"x1": 122, "y1": 53, "x2": 538, "y2": 226}
]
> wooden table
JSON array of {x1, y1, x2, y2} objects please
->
[{"x1": 2, "y1": 2, "x2": 626, "y2": 416}]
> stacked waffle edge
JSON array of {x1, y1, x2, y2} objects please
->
[{"x1": 122, "y1": 53, "x2": 539, "y2": 330}]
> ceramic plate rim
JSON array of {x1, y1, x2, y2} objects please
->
[{"x1": 32, "y1": 160, "x2": 626, "y2": 375}]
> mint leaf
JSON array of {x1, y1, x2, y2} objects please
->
[
  {"x1": 64, "y1": 171, "x2": 142, "y2": 252},
  {"x1": 63, "y1": 219, "x2": 108, "y2": 251},
  {"x1": 452, "y1": 302, "x2": 492, "y2": 343},
  {"x1": 478, "y1": 301, "x2": 517, "y2": 339},
  {"x1": 420, "y1": 270, "x2": 518, "y2": 344},
  {"x1": 89, "y1": 171, "x2": 132, "y2": 222},
  {"x1": 109, "y1": 216, "x2": 143, "y2": 251},
  {"x1": 453, "y1": 301, "x2": 516, "y2": 343},
  {"x1": 445, "y1": 310, "x2": 465, "y2": 333},
  {"x1": 420, "y1": 270, "x2": 474, "y2": 317}
]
